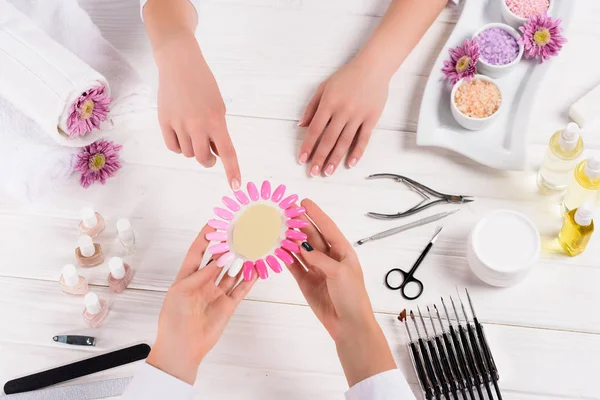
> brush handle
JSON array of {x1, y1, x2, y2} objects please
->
[
  {"x1": 442, "y1": 332, "x2": 468, "y2": 399},
  {"x1": 458, "y1": 326, "x2": 485, "y2": 400},
  {"x1": 409, "y1": 342, "x2": 434, "y2": 400},
  {"x1": 426, "y1": 338, "x2": 450, "y2": 399},
  {"x1": 435, "y1": 335, "x2": 459, "y2": 398},
  {"x1": 418, "y1": 338, "x2": 442, "y2": 399},
  {"x1": 475, "y1": 318, "x2": 502, "y2": 399},
  {"x1": 467, "y1": 323, "x2": 494, "y2": 399},
  {"x1": 449, "y1": 327, "x2": 476, "y2": 400}
]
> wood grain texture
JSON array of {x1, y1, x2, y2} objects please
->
[{"x1": 2, "y1": 0, "x2": 600, "y2": 398}]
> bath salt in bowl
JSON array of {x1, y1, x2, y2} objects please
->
[
  {"x1": 501, "y1": 0, "x2": 553, "y2": 28},
  {"x1": 451, "y1": 76, "x2": 503, "y2": 130},
  {"x1": 473, "y1": 23, "x2": 524, "y2": 77}
]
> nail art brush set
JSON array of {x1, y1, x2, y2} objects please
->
[{"x1": 398, "y1": 288, "x2": 501, "y2": 400}]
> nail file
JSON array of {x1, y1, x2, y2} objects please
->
[
  {"x1": 3, "y1": 343, "x2": 150, "y2": 395},
  {"x1": 0, "y1": 377, "x2": 132, "y2": 399}
]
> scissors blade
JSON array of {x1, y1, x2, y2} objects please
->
[{"x1": 357, "y1": 210, "x2": 459, "y2": 245}]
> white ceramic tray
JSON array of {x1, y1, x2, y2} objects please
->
[{"x1": 416, "y1": 0, "x2": 575, "y2": 171}]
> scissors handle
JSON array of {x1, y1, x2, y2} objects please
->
[{"x1": 384, "y1": 269, "x2": 424, "y2": 300}]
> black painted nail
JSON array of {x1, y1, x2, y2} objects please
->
[{"x1": 301, "y1": 242, "x2": 314, "y2": 252}]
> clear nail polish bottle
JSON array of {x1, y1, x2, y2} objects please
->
[
  {"x1": 76, "y1": 235, "x2": 104, "y2": 267},
  {"x1": 108, "y1": 257, "x2": 133, "y2": 293},
  {"x1": 79, "y1": 207, "x2": 105, "y2": 238},
  {"x1": 59, "y1": 264, "x2": 89, "y2": 295},
  {"x1": 116, "y1": 218, "x2": 136, "y2": 255},
  {"x1": 82, "y1": 292, "x2": 109, "y2": 328}
]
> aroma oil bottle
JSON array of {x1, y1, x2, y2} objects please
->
[
  {"x1": 537, "y1": 123, "x2": 583, "y2": 192},
  {"x1": 563, "y1": 155, "x2": 600, "y2": 214},
  {"x1": 558, "y1": 203, "x2": 595, "y2": 256}
]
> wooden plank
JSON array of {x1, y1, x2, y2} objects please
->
[{"x1": 0, "y1": 277, "x2": 598, "y2": 399}]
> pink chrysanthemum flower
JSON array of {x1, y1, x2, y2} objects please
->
[
  {"x1": 66, "y1": 85, "x2": 111, "y2": 138},
  {"x1": 441, "y1": 39, "x2": 480, "y2": 85},
  {"x1": 519, "y1": 14, "x2": 566, "y2": 63},
  {"x1": 75, "y1": 139, "x2": 123, "y2": 188}
]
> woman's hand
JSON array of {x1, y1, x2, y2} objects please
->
[
  {"x1": 154, "y1": 35, "x2": 241, "y2": 190},
  {"x1": 147, "y1": 225, "x2": 257, "y2": 385},
  {"x1": 297, "y1": 59, "x2": 389, "y2": 177},
  {"x1": 288, "y1": 199, "x2": 397, "y2": 386}
]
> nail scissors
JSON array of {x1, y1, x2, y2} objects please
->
[
  {"x1": 384, "y1": 226, "x2": 443, "y2": 300},
  {"x1": 366, "y1": 173, "x2": 474, "y2": 219}
]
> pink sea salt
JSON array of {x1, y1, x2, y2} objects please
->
[
  {"x1": 505, "y1": 0, "x2": 549, "y2": 19},
  {"x1": 454, "y1": 79, "x2": 502, "y2": 119}
]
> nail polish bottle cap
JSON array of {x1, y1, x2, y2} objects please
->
[
  {"x1": 116, "y1": 218, "x2": 134, "y2": 240},
  {"x1": 84, "y1": 292, "x2": 101, "y2": 315},
  {"x1": 62, "y1": 264, "x2": 79, "y2": 287},
  {"x1": 575, "y1": 203, "x2": 594, "y2": 227},
  {"x1": 559, "y1": 122, "x2": 581, "y2": 150},
  {"x1": 109, "y1": 257, "x2": 126, "y2": 280},
  {"x1": 78, "y1": 235, "x2": 96, "y2": 258},
  {"x1": 584, "y1": 155, "x2": 600, "y2": 179},
  {"x1": 81, "y1": 207, "x2": 98, "y2": 229}
]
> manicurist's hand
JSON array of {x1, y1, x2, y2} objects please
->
[
  {"x1": 143, "y1": 0, "x2": 241, "y2": 190},
  {"x1": 287, "y1": 199, "x2": 397, "y2": 387},
  {"x1": 298, "y1": 59, "x2": 389, "y2": 177},
  {"x1": 147, "y1": 224, "x2": 257, "y2": 385}
]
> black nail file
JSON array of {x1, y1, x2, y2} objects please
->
[{"x1": 3, "y1": 343, "x2": 151, "y2": 395}]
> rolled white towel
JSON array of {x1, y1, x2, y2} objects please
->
[{"x1": 0, "y1": 0, "x2": 111, "y2": 147}]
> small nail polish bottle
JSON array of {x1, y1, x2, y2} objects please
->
[
  {"x1": 79, "y1": 207, "x2": 105, "y2": 238},
  {"x1": 116, "y1": 218, "x2": 136, "y2": 255},
  {"x1": 59, "y1": 264, "x2": 89, "y2": 295},
  {"x1": 83, "y1": 292, "x2": 109, "y2": 328},
  {"x1": 76, "y1": 235, "x2": 104, "y2": 267},
  {"x1": 108, "y1": 257, "x2": 133, "y2": 293}
]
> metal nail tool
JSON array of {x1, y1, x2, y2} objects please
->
[
  {"x1": 365, "y1": 174, "x2": 474, "y2": 219},
  {"x1": 418, "y1": 306, "x2": 451, "y2": 400},
  {"x1": 411, "y1": 310, "x2": 443, "y2": 399},
  {"x1": 53, "y1": 335, "x2": 96, "y2": 346},
  {"x1": 357, "y1": 210, "x2": 458, "y2": 246}
]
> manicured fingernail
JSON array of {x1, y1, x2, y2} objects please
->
[
  {"x1": 279, "y1": 194, "x2": 299, "y2": 210},
  {"x1": 255, "y1": 259, "x2": 268, "y2": 280},
  {"x1": 272, "y1": 184, "x2": 286, "y2": 202},
  {"x1": 227, "y1": 258, "x2": 244, "y2": 277},
  {"x1": 286, "y1": 229, "x2": 307, "y2": 241},
  {"x1": 207, "y1": 242, "x2": 230, "y2": 255},
  {"x1": 349, "y1": 158, "x2": 358, "y2": 168},
  {"x1": 287, "y1": 219, "x2": 310, "y2": 228},
  {"x1": 298, "y1": 153, "x2": 308, "y2": 165},
  {"x1": 231, "y1": 179, "x2": 241, "y2": 191},
  {"x1": 234, "y1": 190, "x2": 250, "y2": 205},
  {"x1": 310, "y1": 165, "x2": 320, "y2": 177},
  {"x1": 222, "y1": 196, "x2": 240, "y2": 212},
  {"x1": 247, "y1": 182, "x2": 259, "y2": 201},
  {"x1": 214, "y1": 207, "x2": 234, "y2": 221},
  {"x1": 302, "y1": 242, "x2": 314, "y2": 252},
  {"x1": 266, "y1": 255, "x2": 282, "y2": 273},
  {"x1": 261, "y1": 180, "x2": 271, "y2": 200},
  {"x1": 324, "y1": 164, "x2": 334, "y2": 176},
  {"x1": 275, "y1": 248, "x2": 294, "y2": 264},
  {"x1": 208, "y1": 219, "x2": 229, "y2": 230},
  {"x1": 216, "y1": 251, "x2": 235, "y2": 267},
  {"x1": 285, "y1": 207, "x2": 306, "y2": 218},
  {"x1": 243, "y1": 261, "x2": 255, "y2": 281},
  {"x1": 281, "y1": 239, "x2": 300, "y2": 254},
  {"x1": 206, "y1": 231, "x2": 228, "y2": 241}
]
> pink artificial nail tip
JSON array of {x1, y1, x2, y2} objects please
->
[
  {"x1": 266, "y1": 255, "x2": 282, "y2": 273},
  {"x1": 281, "y1": 239, "x2": 300, "y2": 253},
  {"x1": 287, "y1": 219, "x2": 309, "y2": 229},
  {"x1": 206, "y1": 231, "x2": 228, "y2": 242},
  {"x1": 214, "y1": 207, "x2": 234, "y2": 221},
  {"x1": 255, "y1": 259, "x2": 269, "y2": 280},
  {"x1": 208, "y1": 219, "x2": 229, "y2": 230},
  {"x1": 286, "y1": 229, "x2": 307, "y2": 241},
  {"x1": 234, "y1": 190, "x2": 250, "y2": 205},
  {"x1": 261, "y1": 180, "x2": 271, "y2": 200},
  {"x1": 271, "y1": 185, "x2": 286, "y2": 202},
  {"x1": 222, "y1": 196, "x2": 240, "y2": 212},
  {"x1": 243, "y1": 261, "x2": 255, "y2": 281},
  {"x1": 208, "y1": 243, "x2": 230, "y2": 255},
  {"x1": 285, "y1": 207, "x2": 306, "y2": 218},
  {"x1": 247, "y1": 182, "x2": 259, "y2": 201},
  {"x1": 279, "y1": 194, "x2": 299, "y2": 209},
  {"x1": 275, "y1": 248, "x2": 294, "y2": 265},
  {"x1": 217, "y1": 252, "x2": 236, "y2": 267}
]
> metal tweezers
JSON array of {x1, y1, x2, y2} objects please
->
[{"x1": 366, "y1": 173, "x2": 474, "y2": 219}]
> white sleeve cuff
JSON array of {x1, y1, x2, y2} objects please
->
[
  {"x1": 345, "y1": 369, "x2": 416, "y2": 400},
  {"x1": 139, "y1": 0, "x2": 200, "y2": 21},
  {"x1": 121, "y1": 363, "x2": 197, "y2": 400}
]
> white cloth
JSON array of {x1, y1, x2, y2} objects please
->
[{"x1": 123, "y1": 364, "x2": 415, "y2": 399}]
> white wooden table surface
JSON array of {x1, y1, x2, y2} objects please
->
[{"x1": 1, "y1": 0, "x2": 600, "y2": 398}]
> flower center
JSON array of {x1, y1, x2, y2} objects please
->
[
  {"x1": 80, "y1": 100, "x2": 95, "y2": 120},
  {"x1": 456, "y1": 56, "x2": 472, "y2": 73},
  {"x1": 533, "y1": 29, "x2": 551, "y2": 46},
  {"x1": 88, "y1": 153, "x2": 106, "y2": 172}
]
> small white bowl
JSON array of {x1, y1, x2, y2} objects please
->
[
  {"x1": 450, "y1": 76, "x2": 503, "y2": 131},
  {"x1": 473, "y1": 23, "x2": 524, "y2": 78},
  {"x1": 500, "y1": 0, "x2": 554, "y2": 28},
  {"x1": 467, "y1": 210, "x2": 540, "y2": 287}
]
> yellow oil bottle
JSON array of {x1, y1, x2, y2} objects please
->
[
  {"x1": 537, "y1": 123, "x2": 584, "y2": 192},
  {"x1": 562, "y1": 155, "x2": 600, "y2": 214},
  {"x1": 558, "y1": 204, "x2": 595, "y2": 256}
]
